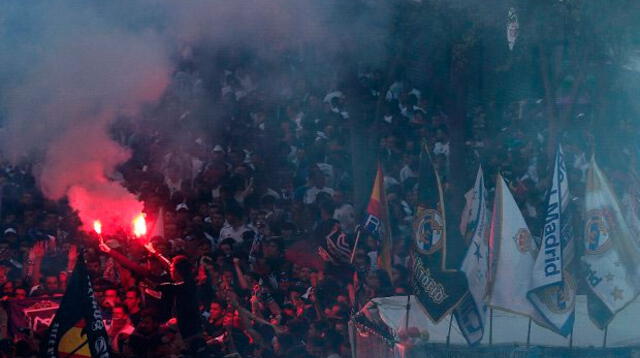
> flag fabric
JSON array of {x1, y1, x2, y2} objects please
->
[
  {"x1": 411, "y1": 142, "x2": 467, "y2": 323},
  {"x1": 488, "y1": 174, "x2": 543, "y2": 323},
  {"x1": 362, "y1": 164, "x2": 392, "y2": 275},
  {"x1": 507, "y1": 7, "x2": 519, "y2": 51},
  {"x1": 149, "y1": 207, "x2": 165, "y2": 239},
  {"x1": 582, "y1": 157, "x2": 640, "y2": 329},
  {"x1": 45, "y1": 256, "x2": 111, "y2": 358},
  {"x1": 318, "y1": 227, "x2": 352, "y2": 265},
  {"x1": 454, "y1": 166, "x2": 490, "y2": 345},
  {"x1": 7, "y1": 297, "x2": 61, "y2": 339},
  {"x1": 527, "y1": 145, "x2": 576, "y2": 336}
]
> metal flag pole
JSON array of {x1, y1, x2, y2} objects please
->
[
  {"x1": 602, "y1": 325, "x2": 609, "y2": 348},
  {"x1": 489, "y1": 308, "x2": 494, "y2": 345},
  {"x1": 350, "y1": 228, "x2": 363, "y2": 264},
  {"x1": 404, "y1": 295, "x2": 411, "y2": 331},
  {"x1": 446, "y1": 314, "x2": 453, "y2": 347},
  {"x1": 569, "y1": 325, "x2": 574, "y2": 349},
  {"x1": 526, "y1": 318, "x2": 532, "y2": 348}
]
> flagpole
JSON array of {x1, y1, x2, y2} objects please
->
[
  {"x1": 349, "y1": 228, "x2": 362, "y2": 264},
  {"x1": 404, "y1": 295, "x2": 411, "y2": 331},
  {"x1": 602, "y1": 325, "x2": 609, "y2": 348},
  {"x1": 569, "y1": 326, "x2": 574, "y2": 349},
  {"x1": 446, "y1": 314, "x2": 453, "y2": 347},
  {"x1": 526, "y1": 318, "x2": 532, "y2": 348},
  {"x1": 489, "y1": 308, "x2": 493, "y2": 345}
]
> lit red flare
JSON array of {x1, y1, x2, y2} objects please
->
[
  {"x1": 93, "y1": 220, "x2": 102, "y2": 235},
  {"x1": 133, "y1": 214, "x2": 147, "y2": 238}
]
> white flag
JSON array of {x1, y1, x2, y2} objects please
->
[
  {"x1": 582, "y1": 157, "x2": 640, "y2": 328},
  {"x1": 507, "y1": 7, "x2": 519, "y2": 51},
  {"x1": 528, "y1": 145, "x2": 576, "y2": 336},
  {"x1": 454, "y1": 166, "x2": 489, "y2": 345},
  {"x1": 488, "y1": 174, "x2": 542, "y2": 322}
]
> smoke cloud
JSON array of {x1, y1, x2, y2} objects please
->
[{"x1": 0, "y1": 0, "x2": 392, "y2": 232}]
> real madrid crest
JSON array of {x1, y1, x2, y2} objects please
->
[
  {"x1": 513, "y1": 228, "x2": 534, "y2": 256},
  {"x1": 585, "y1": 209, "x2": 613, "y2": 255},
  {"x1": 539, "y1": 271, "x2": 577, "y2": 314},
  {"x1": 414, "y1": 209, "x2": 444, "y2": 255}
]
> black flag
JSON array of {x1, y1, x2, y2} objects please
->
[
  {"x1": 45, "y1": 255, "x2": 110, "y2": 358},
  {"x1": 410, "y1": 142, "x2": 468, "y2": 322}
]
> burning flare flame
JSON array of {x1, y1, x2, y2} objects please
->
[
  {"x1": 93, "y1": 220, "x2": 102, "y2": 235},
  {"x1": 133, "y1": 214, "x2": 147, "y2": 238}
]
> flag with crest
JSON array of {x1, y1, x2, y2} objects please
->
[
  {"x1": 582, "y1": 157, "x2": 640, "y2": 329},
  {"x1": 454, "y1": 165, "x2": 489, "y2": 345},
  {"x1": 411, "y1": 142, "x2": 467, "y2": 323},
  {"x1": 528, "y1": 145, "x2": 576, "y2": 336},
  {"x1": 488, "y1": 174, "x2": 543, "y2": 324}
]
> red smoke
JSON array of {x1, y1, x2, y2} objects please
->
[{"x1": 38, "y1": 119, "x2": 145, "y2": 233}]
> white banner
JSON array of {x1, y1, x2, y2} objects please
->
[
  {"x1": 488, "y1": 175, "x2": 542, "y2": 323},
  {"x1": 455, "y1": 166, "x2": 489, "y2": 345},
  {"x1": 582, "y1": 157, "x2": 640, "y2": 325}
]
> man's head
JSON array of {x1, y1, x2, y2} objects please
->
[
  {"x1": 136, "y1": 309, "x2": 160, "y2": 335},
  {"x1": 209, "y1": 300, "x2": 226, "y2": 321},
  {"x1": 124, "y1": 289, "x2": 141, "y2": 312},
  {"x1": 44, "y1": 275, "x2": 59, "y2": 293},
  {"x1": 101, "y1": 288, "x2": 120, "y2": 309},
  {"x1": 112, "y1": 304, "x2": 129, "y2": 321}
]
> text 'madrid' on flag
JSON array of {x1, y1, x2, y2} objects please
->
[
  {"x1": 488, "y1": 174, "x2": 544, "y2": 325},
  {"x1": 454, "y1": 165, "x2": 490, "y2": 345},
  {"x1": 363, "y1": 163, "x2": 392, "y2": 275},
  {"x1": 528, "y1": 145, "x2": 576, "y2": 337},
  {"x1": 411, "y1": 142, "x2": 467, "y2": 323},
  {"x1": 582, "y1": 156, "x2": 640, "y2": 329},
  {"x1": 46, "y1": 255, "x2": 111, "y2": 358}
]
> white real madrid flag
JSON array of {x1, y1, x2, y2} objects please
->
[
  {"x1": 488, "y1": 174, "x2": 542, "y2": 322},
  {"x1": 454, "y1": 166, "x2": 490, "y2": 345},
  {"x1": 582, "y1": 157, "x2": 640, "y2": 328},
  {"x1": 528, "y1": 145, "x2": 576, "y2": 336}
]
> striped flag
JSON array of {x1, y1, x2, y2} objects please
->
[
  {"x1": 454, "y1": 166, "x2": 489, "y2": 345},
  {"x1": 528, "y1": 145, "x2": 576, "y2": 336},
  {"x1": 362, "y1": 164, "x2": 392, "y2": 275}
]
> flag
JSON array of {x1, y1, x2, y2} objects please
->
[
  {"x1": 45, "y1": 256, "x2": 111, "y2": 358},
  {"x1": 527, "y1": 145, "x2": 576, "y2": 336},
  {"x1": 149, "y1": 207, "x2": 165, "y2": 239},
  {"x1": 488, "y1": 174, "x2": 542, "y2": 322},
  {"x1": 582, "y1": 157, "x2": 640, "y2": 329},
  {"x1": 362, "y1": 164, "x2": 392, "y2": 275},
  {"x1": 7, "y1": 297, "x2": 61, "y2": 339},
  {"x1": 411, "y1": 142, "x2": 467, "y2": 323},
  {"x1": 318, "y1": 227, "x2": 353, "y2": 265},
  {"x1": 507, "y1": 7, "x2": 519, "y2": 51},
  {"x1": 454, "y1": 166, "x2": 489, "y2": 345}
]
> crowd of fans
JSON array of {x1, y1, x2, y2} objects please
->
[{"x1": 0, "y1": 40, "x2": 635, "y2": 358}]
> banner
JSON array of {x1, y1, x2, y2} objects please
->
[
  {"x1": 6, "y1": 297, "x2": 61, "y2": 339},
  {"x1": 45, "y1": 257, "x2": 111, "y2": 358},
  {"x1": 488, "y1": 175, "x2": 542, "y2": 323},
  {"x1": 411, "y1": 142, "x2": 467, "y2": 323},
  {"x1": 363, "y1": 163, "x2": 392, "y2": 275},
  {"x1": 582, "y1": 157, "x2": 640, "y2": 329},
  {"x1": 454, "y1": 166, "x2": 489, "y2": 345},
  {"x1": 528, "y1": 145, "x2": 576, "y2": 336}
]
